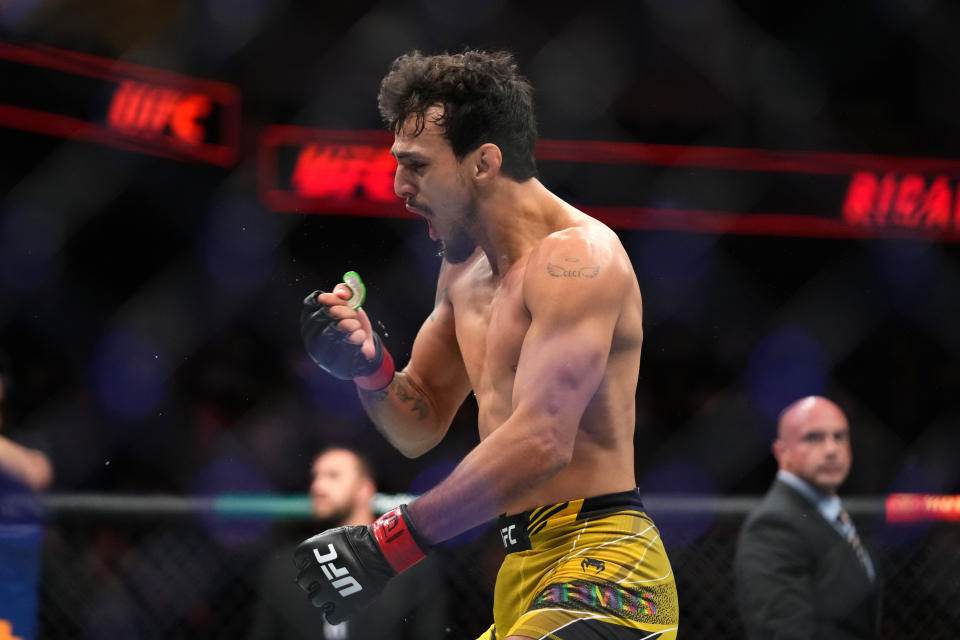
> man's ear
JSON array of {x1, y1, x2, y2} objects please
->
[
  {"x1": 473, "y1": 143, "x2": 503, "y2": 181},
  {"x1": 359, "y1": 477, "x2": 376, "y2": 503},
  {"x1": 772, "y1": 439, "x2": 784, "y2": 465}
]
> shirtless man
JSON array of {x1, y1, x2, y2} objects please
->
[{"x1": 295, "y1": 50, "x2": 679, "y2": 639}]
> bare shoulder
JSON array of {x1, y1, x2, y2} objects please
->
[{"x1": 525, "y1": 216, "x2": 634, "y2": 293}]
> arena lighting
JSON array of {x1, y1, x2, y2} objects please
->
[
  {"x1": 0, "y1": 40, "x2": 240, "y2": 166},
  {"x1": 885, "y1": 493, "x2": 960, "y2": 523},
  {"x1": 260, "y1": 125, "x2": 960, "y2": 241}
]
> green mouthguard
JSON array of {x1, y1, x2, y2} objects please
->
[{"x1": 342, "y1": 271, "x2": 366, "y2": 309}]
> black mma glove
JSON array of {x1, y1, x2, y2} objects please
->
[
  {"x1": 293, "y1": 505, "x2": 430, "y2": 624},
  {"x1": 300, "y1": 290, "x2": 395, "y2": 390}
]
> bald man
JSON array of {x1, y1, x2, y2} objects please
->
[{"x1": 734, "y1": 396, "x2": 882, "y2": 639}]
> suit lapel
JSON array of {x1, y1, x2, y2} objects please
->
[{"x1": 771, "y1": 480, "x2": 877, "y2": 588}]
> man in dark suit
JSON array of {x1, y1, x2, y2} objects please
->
[
  {"x1": 734, "y1": 396, "x2": 881, "y2": 639},
  {"x1": 249, "y1": 447, "x2": 446, "y2": 640}
]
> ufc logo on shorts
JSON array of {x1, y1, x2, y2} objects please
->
[
  {"x1": 313, "y1": 544, "x2": 362, "y2": 597},
  {"x1": 500, "y1": 524, "x2": 517, "y2": 547}
]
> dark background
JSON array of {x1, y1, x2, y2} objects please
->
[{"x1": 2, "y1": 0, "x2": 959, "y2": 506}]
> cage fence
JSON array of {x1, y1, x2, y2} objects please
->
[{"x1": 5, "y1": 493, "x2": 956, "y2": 639}]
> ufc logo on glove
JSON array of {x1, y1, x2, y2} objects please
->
[
  {"x1": 312, "y1": 545, "x2": 363, "y2": 597},
  {"x1": 294, "y1": 506, "x2": 431, "y2": 624}
]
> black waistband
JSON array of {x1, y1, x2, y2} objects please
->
[
  {"x1": 496, "y1": 488, "x2": 645, "y2": 553},
  {"x1": 578, "y1": 487, "x2": 645, "y2": 521}
]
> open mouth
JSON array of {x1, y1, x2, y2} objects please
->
[
  {"x1": 404, "y1": 203, "x2": 437, "y2": 240},
  {"x1": 405, "y1": 201, "x2": 427, "y2": 216}
]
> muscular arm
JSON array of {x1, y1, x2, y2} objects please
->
[
  {"x1": 357, "y1": 270, "x2": 472, "y2": 458},
  {"x1": 408, "y1": 231, "x2": 629, "y2": 542},
  {"x1": 734, "y1": 514, "x2": 817, "y2": 639}
]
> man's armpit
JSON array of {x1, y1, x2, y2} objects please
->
[{"x1": 429, "y1": 287, "x2": 448, "y2": 323}]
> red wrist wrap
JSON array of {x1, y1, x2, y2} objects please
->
[
  {"x1": 371, "y1": 506, "x2": 427, "y2": 573},
  {"x1": 355, "y1": 347, "x2": 394, "y2": 391}
]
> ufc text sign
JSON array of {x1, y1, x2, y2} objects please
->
[
  {"x1": 259, "y1": 126, "x2": 960, "y2": 242},
  {"x1": 0, "y1": 41, "x2": 240, "y2": 166}
]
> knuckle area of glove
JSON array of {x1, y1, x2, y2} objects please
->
[
  {"x1": 297, "y1": 563, "x2": 322, "y2": 581},
  {"x1": 320, "y1": 327, "x2": 359, "y2": 349},
  {"x1": 303, "y1": 290, "x2": 324, "y2": 305},
  {"x1": 296, "y1": 572, "x2": 320, "y2": 592}
]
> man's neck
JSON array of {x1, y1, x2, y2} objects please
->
[
  {"x1": 343, "y1": 509, "x2": 375, "y2": 527},
  {"x1": 474, "y1": 178, "x2": 575, "y2": 275},
  {"x1": 777, "y1": 469, "x2": 837, "y2": 501}
]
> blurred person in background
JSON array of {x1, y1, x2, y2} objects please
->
[
  {"x1": 734, "y1": 396, "x2": 881, "y2": 639},
  {"x1": 296, "y1": 49, "x2": 678, "y2": 639},
  {"x1": 249, "y1": 446, "x2": 445, "y2": 640},
  {"x1": 0, "y1": 352, "x2": 53, "y2": 491},
  {"x1": 0, "y1": 351, "x2": 51, "y2": 640}
]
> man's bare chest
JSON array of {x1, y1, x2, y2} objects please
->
[{"x1": 447, "y1": 264, "x2": 529, "y2": 393}]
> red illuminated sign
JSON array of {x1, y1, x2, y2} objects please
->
[
  {"x1": 0, "y1": 41, "x2": 240, "y2": 166},
  {"x1": 886, "y1": 493, "x2": 960, "y2": 523},
  {"x1": 843, "y1": 172, "x2": 959, "y2": 231},
  {"x1": 261, "y1": 131, "x2": 960, "y2": 241},
  {"x1": 107, "y1": 80, "x2": 213, "y2": 145},
  {"x1": 259, "y1": 127, "x2": 408, "y2": 218},
  {"x1": 291, "y1": 141, "x2": 396, "y2": 202}
]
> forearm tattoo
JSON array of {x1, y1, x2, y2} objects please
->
[
  {"x1": 360, "y1": 375, "x2": 429, "y2": 419},
  {"x1": 547, "y1": 257, "x2": 600, "y2": 278},
  {"x1": 393, "y1": 376, "x2": 430, "y2": 420},
  {"x1": 363, "y1": 386, "x2": 390, "y2": 404}
]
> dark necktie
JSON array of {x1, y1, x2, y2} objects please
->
[{"x1": 838, "y1": 507, "x2": 875, "y2": 582}]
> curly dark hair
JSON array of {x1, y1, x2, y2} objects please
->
[{"x1": 378, "y1": 49, "x2": 538, "y2": 181}]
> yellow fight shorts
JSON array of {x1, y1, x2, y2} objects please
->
[{"x1": 476, "y1": 489, "x2": 679, "y2": 640}]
